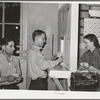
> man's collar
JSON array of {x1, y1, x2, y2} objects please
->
[
  {"x1": 0, "y1": 52, "x2": 13, "y2": 61},
  {"x1": 31, "y1": 45, "x2": 42, "y2": 51}
]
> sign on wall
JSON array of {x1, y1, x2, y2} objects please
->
[{"x1": 84, "y1": 18, "x2": 100, "y2": 43}]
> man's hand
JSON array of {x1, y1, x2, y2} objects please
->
[
  {"x1": 51, "y1": 54, "x2": 58, "y2": 60},
  {"x1": 57, "y1": 52, "x2": 63, "y2": 58},
  {"x1": 15, "y1": 77, "x2": 22, "y2": 83},
  {"x1": 57, "y1": 56, "x2": 63, "y2": 64},
  {"x1": 6, "y1": 75, "x2": 16, "y2": 82}
]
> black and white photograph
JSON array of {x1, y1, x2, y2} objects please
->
[{"x1": 0, "y1": 1, "x2": 100, "y2": 99}]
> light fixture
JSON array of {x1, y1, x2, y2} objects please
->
[{"x1": 89, "y1": 10, "x2": 100, "y2": 17}]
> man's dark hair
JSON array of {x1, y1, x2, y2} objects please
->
[
  {"x1": 0, "y1": 37, "x2": 14, "y2": 46},
  {"x1": 32, "y1": 29, "x2": 47, "y2": 41}
]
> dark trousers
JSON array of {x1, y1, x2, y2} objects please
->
[
  {"x1": 0, "y1": 84, "x2": 19, "y2": 89},
  {"x1": 29, "y1": 78, "x2": 48, "y2": 90}
]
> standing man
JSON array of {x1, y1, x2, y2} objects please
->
[
  {"x1": 0, "y1": 37, "x2": 22, "y2": 89},
  {"x1": 28, "y1": 29, "x2": 63, "y2": 90}
]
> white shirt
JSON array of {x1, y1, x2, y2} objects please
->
[
  {"x1": 28, "y1": 45, "x2": 59, "y2": 80},
  {"x1": 0, "y1": 53, "x2": 21, "y2": 85}
]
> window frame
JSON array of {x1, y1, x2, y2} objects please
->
[{"x1": 0, "y1": 2, "x2": 23, "y2": 56}]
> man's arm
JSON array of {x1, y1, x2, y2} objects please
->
[
  {"x1": 36, "y1": 54, "x2": 63, "y2": 70},
  {"x1": 0, "y1": 75, "x2": 16, "y2": 83}
]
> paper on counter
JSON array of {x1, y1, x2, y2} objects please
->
[{"x1": 49, "y1": 70, "x2": 71, "y2": 79}]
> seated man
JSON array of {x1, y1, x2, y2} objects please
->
[{"x1": 0, "y1": 37, "x2": 22, "y2": 89}]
